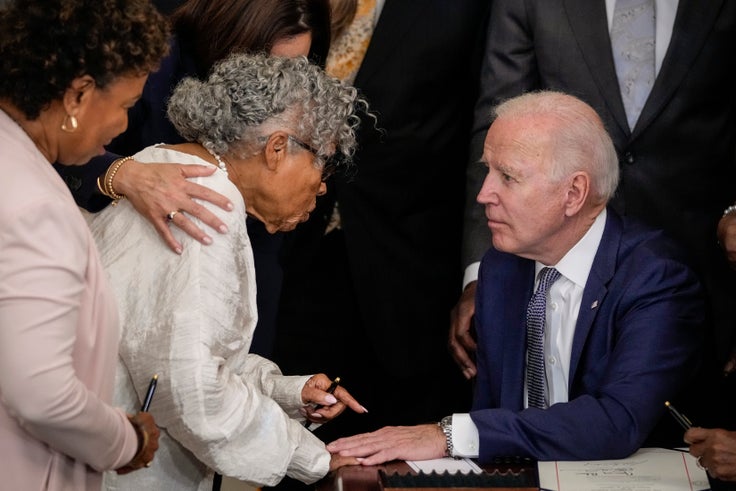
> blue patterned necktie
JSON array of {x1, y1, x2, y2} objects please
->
[
  {"x1": 526, "y1": 267, "x2": 561, "y2": 409},
  {"x1": 611, "y1": 0, "x2": 656, "y2": 130}
]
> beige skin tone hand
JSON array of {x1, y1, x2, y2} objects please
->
[
  {"x1": 300, "y1": 374, "x2": 368, "y2": 424},
  {"x1": 449, "y1": 281, "x2": 478, "y2": 379},
  {"x1": 327, "y1": 425, "x2": 447, "y2": 466},
  {"x1": 114, "y1": 160, "x2": 234, "y2": 254},
  {"x1": 686, "y1": 427, "x2": 736, "y2": 481}
]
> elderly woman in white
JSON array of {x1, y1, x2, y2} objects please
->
[{"x1": 88, "y1": 53, "x2": 367, "y2": 491}]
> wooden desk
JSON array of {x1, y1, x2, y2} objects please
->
[{"x1": 317, "y1": 461, "x2": 539, "y2": 491}]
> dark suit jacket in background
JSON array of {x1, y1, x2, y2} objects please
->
[
  {"x1": 274, "y1": 0, "x2": 490, "y2": 438},
  {"x1": 472, "y1": 209, "x2": 704, "y2": 461}
]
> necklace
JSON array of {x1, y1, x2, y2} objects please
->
[{"x1": 204, "y1": 146, "x2": 228, "y2": 176}]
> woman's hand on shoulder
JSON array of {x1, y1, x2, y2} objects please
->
[{"x1": 114, "y1": 160, "x2": 234, "y2": 254}]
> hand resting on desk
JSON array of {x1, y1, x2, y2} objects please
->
[{"x1": 327, "y1": 424, "x2": 447, "y2": 466}]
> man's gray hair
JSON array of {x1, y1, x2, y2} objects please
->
[
  {"x1": 493, "y1": 91, "x2": 619, "y2": 204},
  {"x1": 167, "y1": 52, "x2": 364, "y2": 168}
]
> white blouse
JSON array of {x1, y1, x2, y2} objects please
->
[{"x1": 89, "y1": 146, "x2": 330, "y2": 491}]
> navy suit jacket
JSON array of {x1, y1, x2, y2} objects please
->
[{"x1": 470, "y1": 209, "x2": 704, "y2": 461}]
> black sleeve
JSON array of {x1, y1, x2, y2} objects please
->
[{"x1": 54, "y1": 151, "x2": 121, "y2": 212}]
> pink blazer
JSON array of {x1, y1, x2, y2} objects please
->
[{"x1": 0, "y1": 111, "x2": 139, "y2": 490}]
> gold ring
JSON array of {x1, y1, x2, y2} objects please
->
[{"x1": 166, "y1": 210, "x2": 179, "y2": 221}]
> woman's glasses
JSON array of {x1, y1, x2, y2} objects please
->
[{"x1": 287, "y1": 134, "x2": 338, "y2": 181}]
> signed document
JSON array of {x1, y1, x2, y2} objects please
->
[{"x1": 538, "y1": 447, "x2": 709, "y2": 491}]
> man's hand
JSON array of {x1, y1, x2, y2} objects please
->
[
  {"x1": 114, "y1": 160, "x2": 234, "y2": 254},
  {"x1": 686, "y1": 427, "x2": 736, "y2": 481},
  {"x1": 327, "y1": 424, "x2": 447, "y2": 466},
  {"x1": 449, "y1": 281, "x2": 478, "y2": 379}
]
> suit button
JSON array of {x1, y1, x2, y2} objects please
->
[{"x1": 623, "y1": 152, "x2": 634, "y2": 165}]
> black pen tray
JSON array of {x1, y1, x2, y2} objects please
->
[{"x1": 378, "y1": 469, "x2": 539, "y2": 491}]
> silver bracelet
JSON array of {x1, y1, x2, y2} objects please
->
[
  {"x1": 723, "y1": 204, "x2": 736, "y2": 217},
  {"x1": 439, "y1": 415, "x2": 454, "y2": 458}
]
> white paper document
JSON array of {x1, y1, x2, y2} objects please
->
[
  {"x1": 538, "y1": 447, "x2": 710, "y2": 491},
  {"x1": 406, "y1": 457, "x2": 484, "y2": 474}
]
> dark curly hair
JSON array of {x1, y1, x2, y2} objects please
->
[{"x1": 0, "y1": 0, "x2": 170, "y2": 120}]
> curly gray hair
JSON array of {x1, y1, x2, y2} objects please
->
[{"x1": 167, "y1": 52, "x2": 364, "y2": 171}]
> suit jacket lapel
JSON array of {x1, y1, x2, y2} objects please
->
[
  {"x1": 564, "y1": 0, "x2": 630, "y2": 137},
  {"x1": 354, "y1": 0, "x2": 423, "y2": 85},
  {"x1": 498, "y1": 259, "x2": 536, "y2": 410},
  {"x1": 633, "y1": 0, "x2": 724, "y2": 138},
  {"x1": 568, "y1": 210, "x2": 620, "y2": 385}
]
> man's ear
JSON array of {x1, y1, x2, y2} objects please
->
[
  {"x1": 263, "y1": 131, "x2": 290, "y2": 171},
  {"x1": 62, "y1": 75, "x2": 96, "y2": 115},
  {"x1": 564, "y1": 171, "x2": 590, "y2": 216}
]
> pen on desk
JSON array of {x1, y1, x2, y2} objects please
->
[
  {"x1": 665, "y1": 401, "x2": 692, "y2": 430},
  {"x1": 141, "y1": 374, "x2": 158, "y2": 412},
  {"x1": 304, "y1": 376, "x2": 340, "y2": 427}
]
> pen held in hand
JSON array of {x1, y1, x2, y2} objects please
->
[
  {"x1": 665, "y1": 401, "x2": 692, "y2": 430},
  {"x1": 304, "y1": 376, "x2": 340, "y2": 428},
  {"x1": 141, "y1": 374, "x2": 158, "y2": 412}
]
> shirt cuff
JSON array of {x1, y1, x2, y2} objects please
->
[
  {"x1": 462, "y1": 262, "x2": 481, "y2": 290},
  {"x1": 270, "y1": 374, "x2": 312, "y2": 418},
  {"x1": 452, "y1": 413, "x2": 479, "y2": 458}
]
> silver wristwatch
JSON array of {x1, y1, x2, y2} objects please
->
[{"x1": 439, "y1": 415, "x2": 454, "y2": 458}]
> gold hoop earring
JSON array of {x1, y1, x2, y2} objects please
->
[{"x1": 61, "y1": 114, "x2": 78, "y2": 133}]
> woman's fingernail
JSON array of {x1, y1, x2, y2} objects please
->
[
  {"x1": 325, "y1": 395, "x2": 337, "y2": 404},
  {"x1": 219, "y1": 224, "x2": 228, "y2": 233},
  {"x1": 226, "y1": 202, "x2": 234, "y2": 211},
  {"x1": 202, "y1": 236, "x2": 213, "y2": 245}
]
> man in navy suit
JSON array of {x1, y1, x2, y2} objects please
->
[
  {"x1": 450, "y1": 1, "x2": 736, "y2": 443},
  {"x1": 327, "y1": 91, "x2": 703, "y2": 463}
]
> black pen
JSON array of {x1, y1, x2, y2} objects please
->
[
  {"x1": 141, "y1": 374, "x2": 158, "y2": 412},
  {"x1": 665, "y1": 401, "x2": 692, "y2": 430},
  {"x1": 304, "y1": 376, "x2": 340, "y2": 427}
]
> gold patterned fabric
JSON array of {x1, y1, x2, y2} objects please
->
[
  {"x1": 324, "y1": 0, "x2": 378, "y2": 233},
  {"x1": 325, "y1": 0, "x2": 378, "y2": 84}
]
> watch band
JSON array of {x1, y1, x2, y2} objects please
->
[{"x1": 439, "y1": 415, "x2": 454, "y2": 458}]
